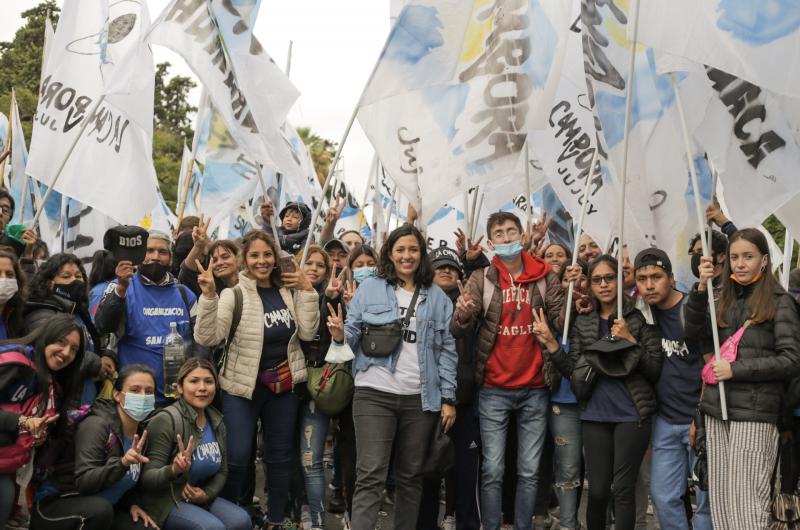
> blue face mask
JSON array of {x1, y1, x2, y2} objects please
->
[
  {"x1": 123, "y1": 392, "x2": 155, "y2": 422},
  {"x1": 493, "y1": 241, "x2": 522, "y2": 260},
  {"x1": 353, "y1": 267, "x2": 377, "y2": 283}
]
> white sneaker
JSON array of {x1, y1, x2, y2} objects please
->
[{"x1": 441, "y1": 515, "x2": 456, "y2": 530}]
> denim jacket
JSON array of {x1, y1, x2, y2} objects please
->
[{"x1": 345, "y1": 277, "x2": 457, "y2": 412}]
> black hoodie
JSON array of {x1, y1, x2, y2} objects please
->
[{"x1": 277, "y1": 202, "x2": 312, "y2": 255}]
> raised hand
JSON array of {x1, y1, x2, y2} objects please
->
[
  {"x1": 531, "y1": 212, "x2": 552, "y2": 244},
  {"x1": 575, "y1": 293, "x2": 593, "y2": 315},
  {"x1": 121, "y1": 431, "x2": 150, "y2": 467},
  {"x1": 696, "y1": 255, "x2": 715, "y2": 292},
  {"x1": 195, "y1": 259, "x2": 216, "y2": 298},
  {"x1": 326, "y1": 303, "x2": 345, "y2": 343},
  {"x1": 115, "y1": 260, "x2": 135, "y2": 293},
  {"x1": 282, "y1": 269, "x2": 313, "y2": 292},
  {"x1": 455, "y1": 279, "x2": 476, "y2": 324},
  {"x1": 325, "y1": 197, "x2": 343, "y2": 223},
  {"x1": 530, "y1": 238, "x2": 544, "y2": 259},
  {"x1": 532, "y1": 307, "x2": 557, "y2": 351},
  {"x1": 343, "y1": 280, "x2": 356, "y2": 307},
  {"x1": 455, "y1": 229, "x2": 486, "y2": 262},
  {"x1": 21, "y1": 229, "x2": 38, "y2": 259},
  {"x1": 611, "y1": 318, "x2": 636, "y2": 344},
  {"x1": 171, "y1": 434, "x2": 194, "y2": 476},
  {"x1": 562, "y1": 264, "x2": 582, "y2": 285},
  {"x1": 192, "y1": 214, "x2": 211, "y2": 250},
  {"x1": 705, "y1": 195, "x2": 729, "y2": 227},
  {"x1": 325, "y1": 267, "x2": 346, "y2": 300}
]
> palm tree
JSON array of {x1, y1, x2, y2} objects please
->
[{"x1": 297, "y1": 126, "x2": 336, "y2": 187}]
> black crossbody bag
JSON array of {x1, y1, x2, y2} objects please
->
[{"x1": 360, "y1": 286, "x2": 420, "y2": 357}]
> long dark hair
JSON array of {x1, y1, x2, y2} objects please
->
[
  {"x1": 717, "y1": 228, "x2": 778, "y2": 326},
  {"x1": 348, "y1": 244, "x2": 378, "y2": 270},
  {"x1": 88, "y1": 250, "x2": 116, "y2": 289},
  {"x1": 241, "y1": 230, "x2": 282, "y2": 287},
  {"x1": 0, "y1": 314, "x2": 86, "y2": 419},
  {"x1": 378, "y1": 225, "x2": 433, "y2": 288},
  {"x1": 0, "y1": 250, "x2": 26, "y2": 337},
  {"x1": 588, "y1": 254, "x2": 618, "y2": 303},
  {"x1": 28, "y1": 253, "x2": 88, "y2": 302}
]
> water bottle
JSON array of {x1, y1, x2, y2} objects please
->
[{"x1": 163, "y1": 322, "x2": 185, "y2": 399}]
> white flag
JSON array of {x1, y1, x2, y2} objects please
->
[
  {"x1": 41, "y1": 16, "x2": 55, "y2": 86},
  {"x1": 3, "y1": 91, "x2": 34, "y2": 225},
  {"x1": 148, "y1": 0, "x2": 300, "y2": 176},
  {"x1": 26, "y1": 0, "x2": 159, "y2": 225},
  {"x1": 358, "y1": 0, "x2": 572, "y2": 224},
  {"x1": 635, "y1": 0, "x2": 800, "y2": 98}
]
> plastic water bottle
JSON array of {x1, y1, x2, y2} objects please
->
[{"x1": 163, "y1": 322, "x2": 185, "y2": 399}]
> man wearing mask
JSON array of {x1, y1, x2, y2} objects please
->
[
  {"x1": 453, "y1": 212, "x2": 565, "y2": 530},
  {"x1": 633, "y1": 248, "x2": 711, "y2": 530},
  {"x1": 95, "y1": 230, "x2": 197, "y2": 405},
  {"x1": 688, "y1": 230, "x2": 728, "y2": 300}
]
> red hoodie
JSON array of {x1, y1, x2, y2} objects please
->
[{"x1": 483, "y1": 252, "x2": 551, "y2": 389}]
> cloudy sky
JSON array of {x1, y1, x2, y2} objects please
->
[{"x1": 0, "y1": 0, "x2": 391, "y2": 201}]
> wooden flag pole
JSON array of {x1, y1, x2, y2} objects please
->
[
  {"x1": 616, "y1": 0, "x2": 641, "y2": 320},
  {"x1": 671, "y1": 73, "x2": 728, "y2": 420},
  {"x1": 562, "y1": 148, "x2": 600, "y2": 346}
]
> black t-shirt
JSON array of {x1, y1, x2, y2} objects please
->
[
  {"x1": 257, "y1": 286, "x2": 296, "y2": 370},
  {"x1": 654, "y1": 294, "x2": 706, "y2": 424}
]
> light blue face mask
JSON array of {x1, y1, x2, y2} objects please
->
[
  {"x1": 493, "y1": 241, "x2": 522, "y2": 260},
  {"x1": 353, "y1": 266, "x2": 377, "y2": 283},
  {"x1": 123, "y1": 392, "x2": 155, "y2": 422}
]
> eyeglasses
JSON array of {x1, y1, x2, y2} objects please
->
[
  {"x1": 0, "y1": 206, "x2": 11, "y2": 216},
  {"x1": 590, "y1": 274, "x2": 617, "y2": 285}
]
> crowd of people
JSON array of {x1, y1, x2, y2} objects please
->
[{"x1": 1, "y1": 188, "x2": 799, "y2": 530}]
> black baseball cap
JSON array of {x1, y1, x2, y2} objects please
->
[
  {"x1": 103, "y1": 225, "x2": 149, "y2": 265},
  {"x1": 323, "y1": 239, "x2": 347, "y2": 254},
  {"x1": 430, "y1": 247, "x2": 463, "y2": 278},
  {"x1": 634, "y1": 248, "x2": 672, "y2": 274}
]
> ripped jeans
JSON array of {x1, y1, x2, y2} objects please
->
[
  {"x1": 549, "y1": 402, "x2": 583, "y2": 530},
  {"x1": 300, "y1": 398, "x2": 331, "y2": 528}
]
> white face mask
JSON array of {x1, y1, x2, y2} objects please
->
[{"x1": 0, "y1": 278, "x2": 18, "y2": 304}]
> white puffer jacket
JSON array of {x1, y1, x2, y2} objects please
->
[{"x1": 194, "y1": 271, "x2": 320, "y2": 399}]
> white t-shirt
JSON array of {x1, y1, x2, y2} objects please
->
[{"x1": 355, "y1": 287, "x2": 421, "y2": 395}]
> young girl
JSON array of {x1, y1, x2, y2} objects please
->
[{"x1": 687, "y1": 228, "x2": 800, "y2": 529}]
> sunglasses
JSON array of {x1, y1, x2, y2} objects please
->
[{"x1": 590, "y1": 274, "x2": 617, "y2": 286}]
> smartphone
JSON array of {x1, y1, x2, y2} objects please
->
[{"x1": 279, "y1": 256, "x2": 297, "y2": 273}]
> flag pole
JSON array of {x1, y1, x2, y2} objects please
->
[
  {"x1": 670, "y1": 73, "x2": 728, "y2": 420},
  {"x1": 176, "y1": 156, "x2": 196, "y2": 224},
  {"x1": 782, "y1": 229, "x2": 793, "y2": 290},
  {"x1": 32, "y1": 95, "x2": 106, "y2": 229},
  {"x1": 524, "y1": 141, "x2": 534, "y2": 226},
  {"x1": 470, "y1": 190, "x2": 485, "y2": 240},
  {"x1": 616, "y1": 0, "x2": 641, "y2": 320},
  {"x1": 562, "y1": 148, "x2": 600, "y2": 346}
]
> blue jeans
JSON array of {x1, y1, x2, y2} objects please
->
[
  {"x1": 550, "y1": 402, "x2": 582, "y2": 530},
  {"x1": 164, "y1": 497, "x2": 251, "y2": 530},
  {"x1": 221, "y1": 385, "x2": 299, "y2": 524},
  {"x1": 300, "y1": 398, "x2": 330, "y2": 528},
  {"x1": 650, "y1": 415, "x2": 712, "y2": 530},
  {"x1": 478, "y1": 387, "x2": 549, "y2": 530}
]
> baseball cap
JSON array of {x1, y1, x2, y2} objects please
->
[
  {"x1": 103, "y1": 225, "x2": 149, "y2": 265},
  {"x1": 634, "y1": 248, "x2": 672, "y2": 274},
  {"x1": 323, "y1": 239, "x2": 347, "y2": 254},
  {"x1": 430, "y1": 247, "x2": 463, "y2": 277}
]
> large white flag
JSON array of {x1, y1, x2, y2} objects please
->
[
  {"x1": 26, "y1": 0, "x2": 159, "y2": 224},
  {"x1": 3, "y1": 91, "x2": 35, "y2": 225},
  {"x1": 636, "y1": 0, "x2": 800, "y2": 98},
  {"x1": 148, "y1": 0, "x2": 300, "y2": 176},
  {"x1": 358, "y1": 0, "x2": 573, "y2": 224}
]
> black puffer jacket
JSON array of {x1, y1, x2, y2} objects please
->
[
  {"x1": 549, "y1": 296, "x2": 663, "y2": 420},
  {"x1": 685, "y1": 283, "x2": 800, "y2": 423}
]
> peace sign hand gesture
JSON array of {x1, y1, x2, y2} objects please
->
[
  {"x1": 326, "y1": 197, "x2": 344, "y2": 223},
  {"x1": 343, "y1": 280, "x2": 356, "y2": 307},
  {"x1": 121, "y1": 430, "x2": 150, "y2": 467},
  {"x1": 531, "y1": 212, "x2": 552, "y2": 244},
  {"x1": 532, "y1": 308, "x2": 558, "y2": 353},
  {"x1": 455, "y1": 229, "x2": 486, "y2": 262},
  {"x1": 195, "y1": 260, "x2": 216, "y2": 299},
  {"x1": 171, "y1": 434, "x2": 194, "y2": 476},
  {"x1": 455, "y1": 279, "x2": 476, "y2": 324},
  {"x1": 192, "y1": 214, "x2": 211, "y2": 250},
  {"x1": 325, "y1": 268, "x2": 346, "y2": 300},
  {"x1": 326, "y1": 303, "x2": 345, "y2": 343}
]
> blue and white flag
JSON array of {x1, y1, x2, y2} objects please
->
[
  {"x1": 636, "y1": 0, "x2": 800, "y2": 98},
  {"x1": 358, "y1": 0, "x2": 573, "y2": 223}
]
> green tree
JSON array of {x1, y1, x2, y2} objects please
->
[
  {"x1": 297, "y1": 126, "x2": 336, "y2": 186},
  {"x1": 154, "y1": 62, "x2": 197, "y2": 140}
]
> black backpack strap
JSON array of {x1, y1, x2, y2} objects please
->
[
  {"x1": 177, "y1": 285, "x2": 194, "y2": 337},
  {"x1": 402, "y1": 286, "x2": 421, "y2": 328}
]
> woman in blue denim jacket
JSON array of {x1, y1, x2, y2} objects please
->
[{"x1": 327, "y1": 224, "x2": 458, "y2": 530}]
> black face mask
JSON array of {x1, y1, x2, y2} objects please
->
[
  {"x1": 139, "y1": 262, "x2": 169, "y2": 283},
  {"x1": 174, "y1": 233, "x2": 194, "y2": 260},
  {"x1": 690, "y1": 253, "x2": 702, "y2": 279},
  {"x1": 54, "y1": 280, "x2": 86, "y2": 303}
]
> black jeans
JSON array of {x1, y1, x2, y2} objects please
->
[
  {"x1": 582, "y1": 420, "x2": 651, "y2": 530},
  {"x1": 417, "y1": 402, "x2": 480, "y2": 530},
  {"x1": 30, "y1": 496, "x2": 147, "y2": 530},
  {"x1": 351, "y1": 387, "x2": 438, "y2": 530},
  {"x1": 336, "y1": 400, "x2": 358, "y2": 513}
]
